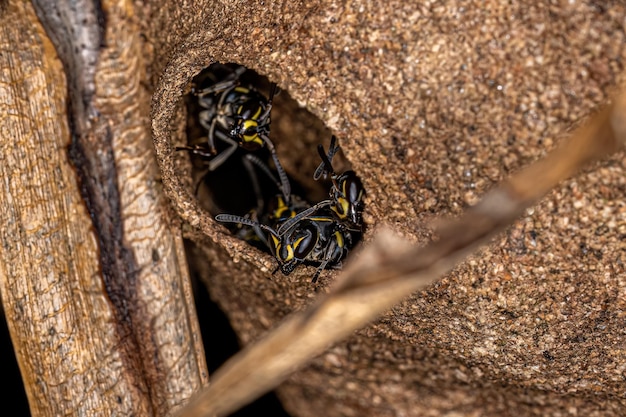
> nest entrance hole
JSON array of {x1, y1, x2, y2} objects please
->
[{"x1": 183, "y1": 63, "x2": 354, "y2": 218}]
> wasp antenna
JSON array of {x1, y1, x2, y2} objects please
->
[
  {"x1": 243, "y1": 154, "x2": 282, "y2": 190},
  {"x1": 327, "y1": 135, "x2": 341, "y2": 159},
  {"x1": 313, "y1": 159, "x2": 327, "y2": 181},
  {"x1": 277, "y1": 205, "x2": 319, "y2": 235},
  {"x1": 314, "y1": 136, "x2": 342, "y2": 180},
  {"x1": 313, "y1": 144, "x2": 331, "y2": 179},
  {"x1": 277, "y1": 200, "x2": 332, "y2": 236},
  {"x1": 233, "y1": 65, "x2": 246, "y2": 78},
  {"x1": 317, "y1": 143, "x2": 335, "y2": 176},
  {"x1": 216, "y1": 214, "x2": 280, "y2": 236},
  {"x1": 268, "y1": 82, "x2": 278, "y2": 103},
  {"x1": 328, "y1": 135, "x2": 337, "y2": 151},
  {"x1": 264, "y1": 139, "x2": 291, "y2": 203},
  {"x1": 175, "y1": 144, "x2": 216, "y2": 159},
  {"x1": 215, "y1": 213, "x2": 256, "y2": 226}
]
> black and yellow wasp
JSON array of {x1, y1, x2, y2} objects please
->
[
  {"x1": 214, "y1": 136, "x2": 365, "y2": 283},
  {"x1": 178, "y1": 63, "x2": 291, "y2": 201},
  {"x1": 216, "y1": 199, "x2": 355, "y2": 283},
  {"x1": 315, "y1": 136, "x2": 365, "y2": 231}
]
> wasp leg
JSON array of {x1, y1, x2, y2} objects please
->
[
  {"x1": 192, "y1": 165, "x2": 211, "y2": 196},
  {"x1": 312, "y1": 235, "x2": 345, "y2": 283},
  {"x1": 260, "y1": 133, "x2": 291, "y2": 204},
  {"x1": 243, "y1": 154, "x2": 283, "y2": 192},
  {"x1": 251, "y1": 220, "x2": 270, "y2": 250},
  {"x1": 207, "y1": 82, "x2": 240, "y2": 153},
  {"x1": 198, "y1": 106, "x2": 218, "y2": 131},
  {"x1": 207, "y1": 129, "x2": 240, "y2": 171},
  {"x1": 192, "y1": 66, "x2": 246, "y2": 96},
  {"x1": 311, "y1": 256, "x2": 332, "y2": 284},
  {"x1": 241, "y1": 154, "x2": 267, "y2": 215},
  {"x1": 175, "y1": 143, "x2": 214, "y2": 158},
  {"x1": 205, "y1": 114, "x2": 222, "y2": 156},
  {"x1": 174, "y1": 143, "x2": 214, "y2": 194}
]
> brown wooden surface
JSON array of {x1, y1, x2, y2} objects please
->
[{"x1": 0, "y1": 1, "x2": 207, "y2": 416}]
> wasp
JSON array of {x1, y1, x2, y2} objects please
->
[
  {"x1": 216, "y1": 200, "x2": 355, "y2": 283},
  {"x1": 178, "y1": 63, "x2": 291, "y2": 201},
  {"x1": 314, "y1": 136, "x2": 365, "y2": 231}
]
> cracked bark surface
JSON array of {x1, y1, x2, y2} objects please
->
[{"x1": 0, "y1": 1, "x2": 206, "y2": 416}]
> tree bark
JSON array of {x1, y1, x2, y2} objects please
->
[{"x1": 0, "y1": 1, "x2": 207, "y2": 416}]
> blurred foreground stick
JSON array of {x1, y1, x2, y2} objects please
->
[{"x1": 176, "y1": 90, "x2": 626, "y2": 417}]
